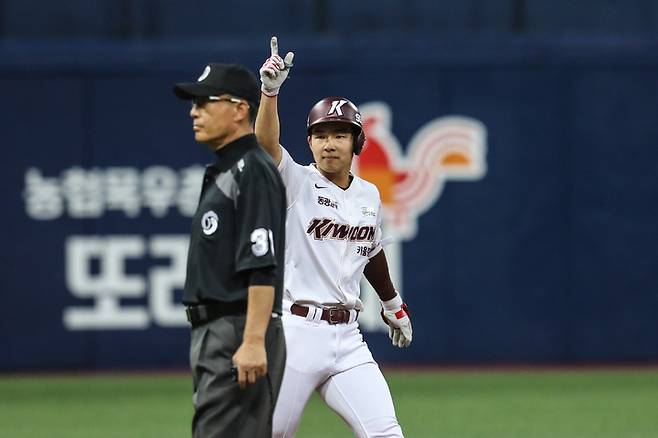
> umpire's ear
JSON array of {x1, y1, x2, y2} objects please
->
[{"x1": 232, "y1": 100, "x2": 251, "y2": 124}]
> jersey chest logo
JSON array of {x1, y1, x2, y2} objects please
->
[
  {"x1": 306, "y1": 218, "x2": 375, "y2": 242},
  {"x1": 317, "y1": 196, "x2": 338, "y2": 209}
]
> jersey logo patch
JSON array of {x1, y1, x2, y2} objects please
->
[
  {"x1": 361, "y1": 207, "x2": 376, "y2": 217},
  {"x1": 201, "y1": 211, "x2": 219, "y2": 235},
  {"x1": 317, "y1": 196, "x2": 338, "y2": 209},
  {"x1": 356, "y1": 245, "x2": 372, "y2": 257},
  {"x1": 314, "y1": 183, "x2": 327, "y2": 189}
]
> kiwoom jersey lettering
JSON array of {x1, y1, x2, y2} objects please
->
[{"x1": 277, "y1": 146, "x2": 384, "y2": 311}]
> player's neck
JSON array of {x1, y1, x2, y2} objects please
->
[{"x1": 319, "y1": 169, "x2": 352, "y2": 190}]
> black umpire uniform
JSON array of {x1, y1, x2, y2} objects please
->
[{"x1": 174, "y1": 64, "x2": 286, "y2": 438}]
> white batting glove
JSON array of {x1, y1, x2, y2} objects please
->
[
  {"x1": 260, "y1": 36, "x2": 294, "y2": 97},
  {"x1": 380, "y1": 294, "x2": 413, "y2": 348}
]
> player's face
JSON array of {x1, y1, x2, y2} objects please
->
[
  {"x1": 308, "y1": 123, "x2": 354, "y2": 176},
  {"x1": 189, "y1": 95, "x2": 245, "y2": 148}
]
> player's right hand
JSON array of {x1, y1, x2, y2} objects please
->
[{"x1": 260, "y1": 36, "x2": 294, "y2": 97}]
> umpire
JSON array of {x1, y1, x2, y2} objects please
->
[{"x1": 174, "y1": 63, "x2": 287, "y2": 438}]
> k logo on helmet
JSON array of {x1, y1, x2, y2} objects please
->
[{"x1": 327, "y1": 100, "x2": 348, "y2": 116}]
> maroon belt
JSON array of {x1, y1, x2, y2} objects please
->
[{"x1": 290, "y1": 304, "x2": 356, "y2": 324}]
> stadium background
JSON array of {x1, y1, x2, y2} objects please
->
[{"x1": 1, "y1": 1, "x2": 657, "y2": 436}]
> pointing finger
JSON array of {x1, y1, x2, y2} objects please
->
[{"x1": 270, "y1": 36, "x2": 278, "y2": 57}]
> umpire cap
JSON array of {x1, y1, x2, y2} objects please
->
[{"x1": 173, "y1": 63, "x2": 260, "y2": 104}]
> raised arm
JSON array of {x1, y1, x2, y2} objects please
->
[
  {"x1": 255, "y1": 94, "x2": 283, "y2": 164},
  {"x1": 256, "y1": 36, "x2": 294, "y2": 165}
]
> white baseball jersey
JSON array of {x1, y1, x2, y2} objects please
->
[{"x1": 278, "y1": 146, "x2": 384, "y2": 311}]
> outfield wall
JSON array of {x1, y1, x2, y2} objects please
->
[{"x1": 1, "y1": 36, "x2": 657, "y2": 370}]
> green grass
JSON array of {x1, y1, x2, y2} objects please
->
[{"x1": 1, "y1": 369, "x2": 657, "y2": 437}]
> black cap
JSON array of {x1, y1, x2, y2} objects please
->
[{"x1": 173, "y1": 63, "x2": 260, "y2": 104}]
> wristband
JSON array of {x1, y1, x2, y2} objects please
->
[
  {"x1": 261, "y1": 84, "x2": 279, "y2": 97},
  {"x1": 382, "y1": 293, "x2": 403, "y2": 311}
]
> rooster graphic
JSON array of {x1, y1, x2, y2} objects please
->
[{"x1": 354, "y1": 102, "x2": 487, "y2": 240}]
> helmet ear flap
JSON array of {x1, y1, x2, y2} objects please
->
[{"x1": 353, "y1": 129, "x2": 366, "y2": 155}]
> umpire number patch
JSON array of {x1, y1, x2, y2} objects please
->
[{"x1": 250, "y1": 228, "x2": 274, "y2": 257}]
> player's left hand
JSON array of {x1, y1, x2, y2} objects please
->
[
  {"x1": 260, "y1": 36, "x2": 294, "y2": 97},
  {"x1": 380, "y1": 295, "x2": 413, "y2": 348},
  {"x1": 232, "y1": 341, "x2": 268, "y2": 389}
]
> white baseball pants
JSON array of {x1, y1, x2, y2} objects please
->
[{"x1": 273, "y1": 311, "x2": 403, "y2": 437}]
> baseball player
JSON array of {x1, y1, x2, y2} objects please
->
[{"x1": 255, "y1": 37, "x2": 413, "y2": 437}]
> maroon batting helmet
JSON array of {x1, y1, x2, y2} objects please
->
[{"x1": 306, "y1": 97, "x2": 366, "y2": 155}]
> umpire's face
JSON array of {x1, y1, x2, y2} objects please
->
[{"x1": 189, "y1": 94, "x2": 250, "y2": 148}]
